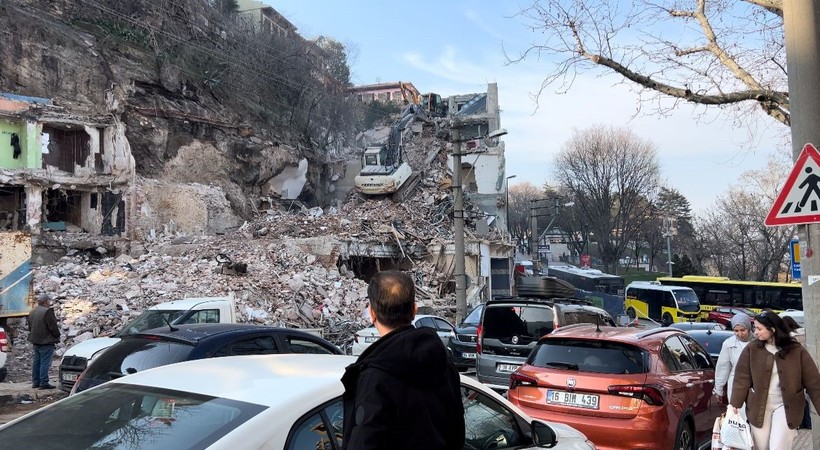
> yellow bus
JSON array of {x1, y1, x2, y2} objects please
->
[
  {"x1": 656, "y1": 276, "x2": 802, "y2": 318},
  {"x1": 625, "y1": 281, "x2": 701, "y2": 326}
]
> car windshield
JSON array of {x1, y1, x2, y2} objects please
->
[
  {"x1": 562, "y1": 310, "x2": 615, "y2": 327},
  {"x1": 529, "y1": 339, "x2": 648, "y2": 374},
  {"x1": 672, "y1": 290, "x2": 701, "y2": 312},
  {"x1": 83, "y1": 338, "x2": 194, "y2": 383},
  {"x1": 0, "y1": 384, "x2": 266, "y2": 449},
  {"x1": 463, "y1": 305, "x2": 483, "y2": 326},
  {"x1": 483, "y1": 305, "x2": 554, "y2": 343},
  {"x1": 117, "y1": 311, "x2": 185, "y2": 337}
]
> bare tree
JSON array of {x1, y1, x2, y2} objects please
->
[
  {"x1": 508, "y1": 182, "x2": 544, "y2": 251},
  {"x1": 555, "y1": 125, "x2": 660, "y2": 273},
  {"x1": 695, "y1": 155, "x2": 795, "y2": 280},
  {"x1": 514, "y1": 1, "x2": 789, "y2": 126}
]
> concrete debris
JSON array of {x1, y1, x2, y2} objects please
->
[{"x1": 6, "y1": 112, "x2": 501, "y2": 383}]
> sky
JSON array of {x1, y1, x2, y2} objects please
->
[{"x1": 266, "y1": 0, "x2": 789, "y2": 214}]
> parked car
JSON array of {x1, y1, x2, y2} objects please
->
[
  {"x1": 447, "y1": 304, "x2": 484, "y2": 371},
  {"x1": 351, "y1": 314, "x2": 454, "y2": 356},
  {"x1": 476, "y1": 297, "x2": 615, "y2": 390},
  {"x1": 71, "y1": 323, "x2": 341, "y2": 395},
  {"x1": 706, "y1": 307, "x2": 756, "y2": 327},
  {"x1": 780, "y1": 309, "x2": 805, "y2": 327},
  {"x1": 668, "y1": 321, "x2": 725, "y2": 331},
  {"x1": 0, "y1": 326, "x2": 8, "y2": 382},
  {"x1": 507, "y1": 324, "x2": 722, "y2": 450},
  {"x1": 0, "y1": 354, "x2": 597, "y2": 450},
  {"x1": 684, "y1": 329, "x2": 735, "y2": 364},
  {"x1": 60, "y1": 294, "x2": 237, "y2": 392}
]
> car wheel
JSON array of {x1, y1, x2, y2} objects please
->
[
  {"x1": 674, "y1": 420, "x2": 694, "y2": 450},
  {"x1": 626, "y1": 307, "x2": 636, "y2": 320},
  {"x1": 662, "y1": 313, "x2": 673, "y2": 327}
]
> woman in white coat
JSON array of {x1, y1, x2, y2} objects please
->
[{"x1": 715, "y1": 312, "x2": 754, "y2": 404}]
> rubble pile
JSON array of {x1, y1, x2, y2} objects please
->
[{"x1": 7, "y1": 115, "x2": 472, "y2": 382}]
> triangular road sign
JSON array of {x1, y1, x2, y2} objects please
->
[{"x1": 766, "y1": 143, "x2": 820, "y2": 226}]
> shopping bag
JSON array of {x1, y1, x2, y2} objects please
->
[
  {"x1": 711, "y1": 414, "x2": 725, "y2": 450},
  {"x1": 720, "y1": 406, "x2": 753, "y2": 450}
]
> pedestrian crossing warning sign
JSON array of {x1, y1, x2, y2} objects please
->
[{"x1": 766, "y1": 143, "x2": 820, "y2": 226}]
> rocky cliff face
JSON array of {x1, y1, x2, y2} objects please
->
[{"x1": 0, "y1": 0, "x2": 348, "y2": 216}]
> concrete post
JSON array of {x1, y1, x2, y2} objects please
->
[
  {"x1": 783, "y1": 1, "x2": 820, "y2": 446},
  {"x1": 453, "y1": 128, "x2": 467, "y2": 324}
]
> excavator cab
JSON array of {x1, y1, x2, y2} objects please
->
[
  {"x1": 420, "y1": 93, "x2": 447, "y2": 117},
  {"x1": 362, "y1": 146, "x2": 388, "y2": 168}
]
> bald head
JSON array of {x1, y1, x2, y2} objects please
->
[{"x1": 367, "y1": 271, "x2": 415, "y2": 328}]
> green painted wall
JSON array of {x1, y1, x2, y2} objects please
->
[{"x1": 0, "y1": 119, "x2": 41, "y2": 169}]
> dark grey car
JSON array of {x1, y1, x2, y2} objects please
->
[{"x1": 475, "y1": 298, "x2": 614, "y2": 390}]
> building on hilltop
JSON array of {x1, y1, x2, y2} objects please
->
[
  {"x1": 236, "y1": 0, "x2": 298, "y2": 38},
  {"x1": 348, "y1": 82, "x2": 421, "y2": 105}
]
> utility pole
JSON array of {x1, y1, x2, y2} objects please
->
[
  {"x1": 664, "y1": 217, "x2": 673, "y2": 277},
  {"x1": 452, "y1": 127, "x2": 467, "y2": 324},
  {"x1": 783, "y1": 1, "x2": 820, "y2": 445}
]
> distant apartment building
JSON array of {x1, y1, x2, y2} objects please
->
[
  {"x1": 348, "y1": 82, "x2": 421, "y2": 105},
  {"x1": 236, "y1": 0, "x2": 297, "y2": 37}
]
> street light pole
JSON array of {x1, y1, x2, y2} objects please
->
[
  {"x1": 664, "y1": 217, "x2": 673, "y2": 277},
  {"x1": 505, "y1": 175, "x2": 517, "y2": 236}
]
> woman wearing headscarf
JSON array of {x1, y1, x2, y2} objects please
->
[
  {"x1": 714, "y1": 312, "x2": 754, "y2": 406},
  {"x1": 730, "y1": 309, "x2": 820, "y2": 450}
]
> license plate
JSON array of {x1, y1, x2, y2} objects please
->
[
  {"x1": 364, "y1": 336, "x2": 379, "y2": 343},
  {"x1": 547, "y1": 389, "x2": 600, "y2": 410},
  {"x1": 496, "y1": 364, "x2": 520, "y2": 374},
  {"x1": 461, "y1": 352, "x2": 476, "y2": 359},
  {"x1": 62, "y1": 372, "x2": 78, "y2": 382}
]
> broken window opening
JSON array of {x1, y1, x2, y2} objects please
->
[
  {"x1": 43, "y1": 189, "x2": 83, "y2": 231},
  {"x1": 100, "y1": 192, "x2": 125, "y2": 236},
  {"x1": 94, "y1": 128, "x2": 105, "y2": 172},
  {"x1": 340, "y1": 256, "x2": 412, "y2": 283},
  {"x1": 90, "y1": 193, "x2": 98, "y2": 209},
  {"x1": 0, "y1": 185, "x2": 26, "y2": 231},
  {"x1": 41, "y1": 125, "x2": 90, "y2": 173}
]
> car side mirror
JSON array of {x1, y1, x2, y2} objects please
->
[{"x1": 531, "y1": 420, "x2": 557, "y2": 447}]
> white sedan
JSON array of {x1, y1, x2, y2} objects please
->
[
  {"x1": 0, "y1": 354, "x2": 596, "y2": 450},
  {"x1": 351, "y1": 314, "x2": 454, "y2": 355}
]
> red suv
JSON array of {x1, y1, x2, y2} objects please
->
[{"x1": 507, "y1": 325, "x2": 721, "y2": 450}]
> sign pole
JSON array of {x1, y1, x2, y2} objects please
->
[{"x1": 783, "y1": 1, "x2": 820, "y2": 445}]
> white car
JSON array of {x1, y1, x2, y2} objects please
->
[
  {"x1": 780, "y1": 309, "x2": 805, "y2": 327},
  {"x1": 351, "y1": 314, "x2": 455, "y2": 355},
  {"x1": 0, "y1": 354, "x2": 596, "y2": 450}
]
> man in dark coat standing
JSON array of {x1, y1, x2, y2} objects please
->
[
  {"x1": 341, "y1": 270, "x2": 464, "y2": 450},
  {"x1": 28, "y1": 293, "x2": 60, "y2": 389}
]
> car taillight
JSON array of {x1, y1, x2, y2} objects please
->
[
  {"x1": 509, "y1": 371, "x2": 538, "y2": 389},
  {"x1": 607, "y1": 384, "x2": 665, "y2": 406},
  {"x1": 0, "y1": 329, "x2": 8, "y2": 352},
  {"x1": 476, "y1": 324, "x2": 483, "y2": 354}
]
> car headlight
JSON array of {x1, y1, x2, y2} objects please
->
[{"x1": 449, "y1": 330, "x2": 456, "y2": 339}]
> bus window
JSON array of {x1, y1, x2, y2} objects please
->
[{"x1": 672, "y1": 289, "x2": 700, "y2": 313}]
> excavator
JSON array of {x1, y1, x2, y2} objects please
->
[{"x1": 354, "y1": 105, "x2": 424, "y2": 201}]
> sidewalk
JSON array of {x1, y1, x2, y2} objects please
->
[{"x1": 0, "y1": 381, "x2": 63, "y2": 408}]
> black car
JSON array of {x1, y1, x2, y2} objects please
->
[
  {"x1": 71, "y1": 323, "x2": 342, "y2": 395},
  {"x1": 684, "y1": 329, "x2": 735, "y2": 364},
  {"x1": 447, "y1": 304, "x2": 483, "y2": 371},
  {"x1": 668, "y1": 322, "x2": 725, "y2": 331}
]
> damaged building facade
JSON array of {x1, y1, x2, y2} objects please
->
[
  {"x1": 0, "y1": 92, "x2": 135, "y2": 237},
  {"x1": 332, "y1": 82, "x2": 515, "y2": 303}
]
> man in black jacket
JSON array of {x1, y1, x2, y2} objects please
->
[
  {"x1": 28, "y1": 293, "x2": 60, "y2": 389},
  {"x1": 341, "y1": 270, "x2": 464, "y2": 450}
]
